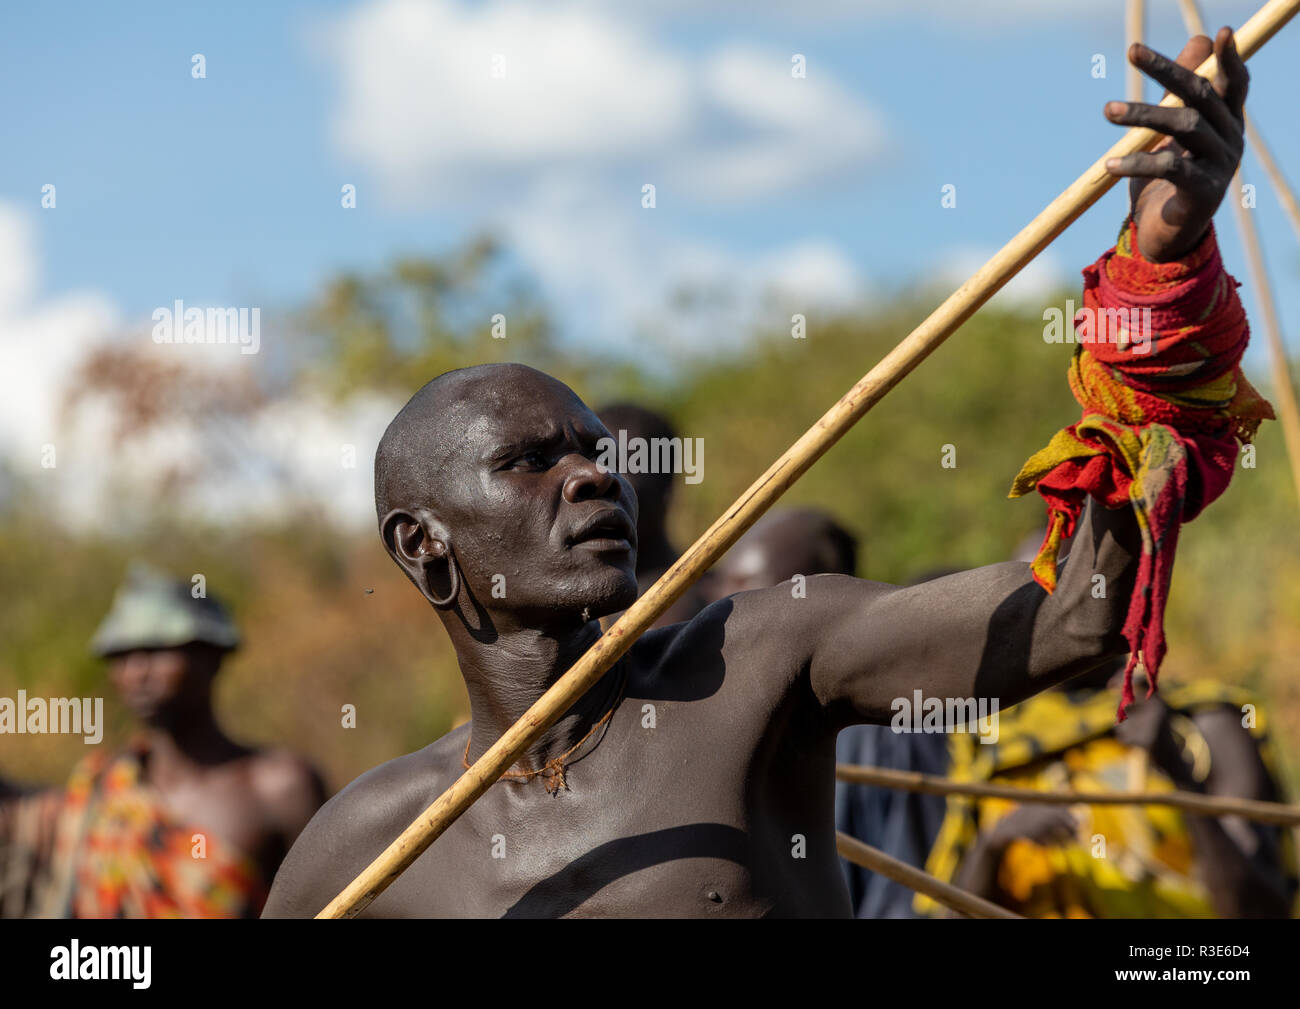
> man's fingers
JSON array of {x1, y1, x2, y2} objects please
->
[
  {"x1": 1214, "y1": 26, "x2": 1250, "y2": 121},
  {"x1": 1105, "y1": 149, "x2": 1213, "y2": 189},
  {"x1": 1170, "y1": 33, "x2": 1214, "y2": 73},
  {"x1": 1104, "y1": 101, "x2": 1232, "y2": 163},
  {"x1": 1128, "y1": 41, "x2": 1240, "y2": 142}
]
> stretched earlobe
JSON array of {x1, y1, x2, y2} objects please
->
[
  {"x1": 423, "y1": 541, "x2": 461, "y2": 609},
  {"x1": 381, "y1": 509, "x2": 460, "y2": 609}
]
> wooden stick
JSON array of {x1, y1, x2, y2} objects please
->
[
  {"x1": 1178, "y1": 0, "x2": 1300, "y2": 505},
  {"x1": 1177, "y1": 0, "x2": 1209, "y2": 35},
  {"x1": 835, "y1": 831, "x2": 1022, "y2": 919},
  {"x1": 1185, "y1": 0, "x2": 1300, "y2": 244},
  {"x1": 1244, "y1": 117, "x2": 1300, "y2": 247},
  {"x1": 1231, "y1": 166, "x2": 1300, "y2": 506},
  {"x1": 1180, "y1": 0, "x2": 1300, "y2": 242},
  {"x1": 1128, "y1": 0, "x2": 1147, "y2": 101},
  {"x1": 836, "y1": 763, "x2": 1300, "y2": 826},
  {"x1": 318, "y1": 0, "x2": 1300, "y2": 918},
  {"x1": 1126, "y1": 748, "x2": 1150, "y2": 794}
]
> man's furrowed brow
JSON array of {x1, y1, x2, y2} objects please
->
[{"x1": 484, "y1": 428, "x2": 564, "y2": 463}]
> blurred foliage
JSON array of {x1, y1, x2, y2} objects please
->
[
  {"x1": 295, "y1": 235, "x2": 568, "y2": 399},
  {"x1": 2, "y1": 235, "x2": 1297, "y2": 797}
]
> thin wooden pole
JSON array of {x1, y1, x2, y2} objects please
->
[
  {"x1": 318, "y1": 0, "x2": 1300, "y2": 918},
  {"x1": 1177, "y1": 0, "x2": 1209, "y2": 35},
  {"x1": 1128, "y1": 0, "x2": 1147, "y2": 101},
  {"x1": 835, "y1": 831, "x2": 1022, "y2": 919},
  {"x1": 1232, "y1": 170, "x2": 1300, "y2": 505},
  {"x1": 1178, "y1": 0, "x2": 1300, "y2": 506},
  {"x1": 1182, "y1": 0, "x2": 1300, "y2": 246},
  {"x1": 836, "y1": 763, "x2": 1300, "y2": 826},
  {"x1": 1244, "y1": 117, "x2": 1300, "y2": 246}
]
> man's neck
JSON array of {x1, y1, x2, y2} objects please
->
[
  {"x1": 455, "y1": 617, "x2": 626, "y2": 773},
  {"x1": 137, "y1": 707, "x2": 242, "y2": 783}
]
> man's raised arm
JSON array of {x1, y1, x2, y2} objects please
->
[
  {"x1": 800, "y1": 497, "x2": 1139, "y2": 727},
  {"x1": 786, "y1": 29, "x2": 1261, "y2": 728}
]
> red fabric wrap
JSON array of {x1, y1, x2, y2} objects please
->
[{"x1": 1014, "y1": 219, "x2": 1272, "y2": 719}]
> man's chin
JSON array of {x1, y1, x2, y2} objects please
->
[
  {"x1": 503, "y1": 562, "x2": 637, "y2": 624},
  {"x1": 571, "y1": 567, "x2": 639, "y2": 620},
  {"x1": 123, "y1": 700, "x2": 159, "y2": 721},
  {"x1": 593, "y1": 579, "x2": 639, "y2": 619}
]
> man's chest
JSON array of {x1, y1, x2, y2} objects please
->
[
  {"x1": 368, "y1": 716, "x2": 842, "y2": 917},
  {"x1": 148, "y1": 767, "x2": 270, "y2": 858},
  {"x1": 376, "y1": 803, "x2": 772, "y2": 918}
]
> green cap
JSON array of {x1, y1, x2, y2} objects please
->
[{"x1": 90, "y1": 563, "x2": 240, "y2": 657}]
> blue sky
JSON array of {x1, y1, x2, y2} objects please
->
[
  {"x1": 3, "y1": 0, "x2": 1297, "y2": 331},
  {"x1": 1, "y1": 0, "x2": 1297, "y2": 527}
]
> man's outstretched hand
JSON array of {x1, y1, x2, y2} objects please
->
[{"x1": 1103, "y1": 27, "x2": 1248, "y2": 263}]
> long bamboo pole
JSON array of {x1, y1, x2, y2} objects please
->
[
  {"x1": 835, "y1": 832, "x2": 1022, "y2": 919},
  {"x1": 1244, "y1": 118, "x2": 1300, "y2": 246},
  {"x1": 1179, "y1": 0, "x2": 1300, "y2": 244},
  {"x1": 1232, "y1": 172, "x2": 1300, "y2": 505},
  {"x1": 1177, "y1": 0, "x2": 1210, "y2": 35},
  {"x1": 1178, "y1": 0, "x2": 1300, "y2": 505},
  {"x1": 836, "y1": 763, "x2": 1300, "y2": 826},
  {"x1": 1128, "y1": 0, "x2": 1147, "y2": 101},
  {"x1": 1185, "y1": 0, "x2": 1300, "y2": 244},
  {"x1": 318, "y1": 0, "x2": 1300, "y2": 918}
]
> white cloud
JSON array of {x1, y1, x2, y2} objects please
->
[
  {"x1": 575, "y1": 0, "x2": 1258, "y2": 25},
  {"x1": 677, "y1": 44, "x2": 884, "y2": 200},
  {"x1": 323, "y1": 0, "x2": 690, "y2": 200},
  {"x1": 503, "y1": 182, "x2": 866, "y2": 359},
  {"x1": 316, "y1": 0, "x2": 884, "y2": 353},
  {"x1": 934, "y1": 245, "x2": 1070, "y2": 308},
  {"x1": 0, "y1": 205, "x2": 120, "y2": 465},
  {"x1": 318, "y1": 0, "x2": 886, "y2": 205},
  {"x1": 754, "y1": 240, "x2": 862, "y2": 307},
  {"x1": 0, "y1": 204, "x2": 399, "y2": 531}
]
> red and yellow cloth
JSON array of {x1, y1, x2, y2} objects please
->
[
  {"x1": 37, "y1": 743, "x2": 266, "y2": 918},
  {"x1": 1010, "y1": 220, "x2": 1273, "y2": 719}
]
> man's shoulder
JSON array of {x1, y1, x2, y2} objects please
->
[
  {"x1": 244, "y1": 747, "x2": 323, "y2": 802},
  {"x1": 629, "y1": 577, "x2": 867, "y2": 696},
  {"x1": 261, "y1": 727, "x2": 467, "y2": 918},
  {"x1": 642, "y1": 575, "x2": 871, "y2": 655},
  {"x1": 325, "y1": 730, "x2": 466, "y2": 831}
]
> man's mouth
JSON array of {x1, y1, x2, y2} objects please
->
[{"x1": 567, "y1": 509, "x2": 635, "y2": 552}]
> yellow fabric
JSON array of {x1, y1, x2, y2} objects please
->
[
  {"x1": 918, "y1": 680, "x2": 1296, "y2": 917},
  {"x1": 1008, "y1": 413, "x2": 1178, "y2": 595},
  {"x1": 983, "y1": 736, "x2": 1214, "y2": 918}
]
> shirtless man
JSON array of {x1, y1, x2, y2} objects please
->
[
  {"x1": 28, "y1": 565, "x2": 326, "y2": 917},
  {"x1": 265, "y1": 31, "x2": 1251, "y2": 918}
]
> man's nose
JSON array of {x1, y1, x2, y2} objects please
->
[
  {"x1": 560, "y1": 452, "x2": 620, "y2": 504},
  {"x1": 117, "y1": 652, "x2": 151, "y2": 687}
]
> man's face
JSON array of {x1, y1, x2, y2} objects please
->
[
  {"x1": 107, "y1": 646, "x2": 212, "y2": 724},
  {"x1": 435, "y1": 372, "x2": 640, "y2": 620}
]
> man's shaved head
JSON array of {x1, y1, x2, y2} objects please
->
[
  {"x1": 712, "y1": 508, "x2": 859, "y2": 598},
  {"x1": 376, "y1": 363, "x2": 584, "y2": 523},
  {"x1": 374, "y1": 363, "x2": 639, "y2": 624}
]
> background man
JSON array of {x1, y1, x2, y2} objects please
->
[{"x1": 3, "y1": 564, "x2": 325, "y2": 917}]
